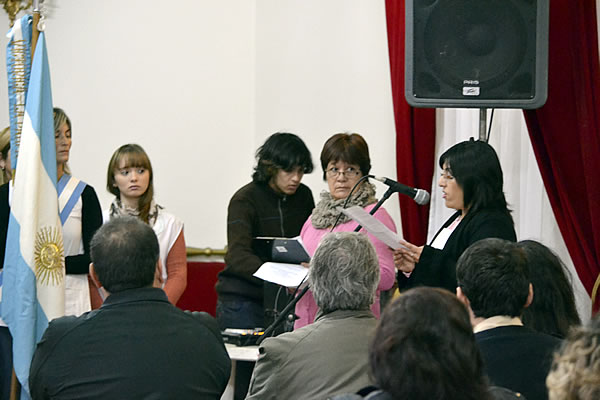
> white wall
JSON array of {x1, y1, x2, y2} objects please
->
[
  {"x1": 1, "y1": 2, "x2": 590, "y2": 318},
  {"x1": 0, "y1": 0, "x2": 399, "y2": 249},
  {"x1": 254, "y1": 0, "x2": 399, "y2": 222}
]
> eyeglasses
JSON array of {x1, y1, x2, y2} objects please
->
[
  {"x1": 440, "y1": 170, "x2": 455, "y2": 180},
  {"x1": 326, "y1": 166, "x2": 361, "y2": 178}
]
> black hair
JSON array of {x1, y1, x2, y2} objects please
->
[
  {"x1": 518, "y1": 240, "x2": 581, "y2": 338},
  {"x1": 90, "y1": 216, "x2": 159, "y2": 293},
  {"x1": 252, "y1": 132, "x2": 313, "y2": 183},
  {"x1": 439, "y1": 139, "x2": 510, "y2": 218},
  {"x1": 457, "y1": 238, "x2": 530, "y2": 318}
]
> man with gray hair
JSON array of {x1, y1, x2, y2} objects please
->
[{"x1": 246, "y1": 231, "x2": 380, "y2": 400}]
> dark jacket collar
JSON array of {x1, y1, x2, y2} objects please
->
[
  {"x1": 101, "y1": 287, "x2": 170, "y2": 308},
  {"x1": 254, "y1": 180, "x2": 289, "y2": 201}
]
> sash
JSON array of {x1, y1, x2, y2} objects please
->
[{"x1": 58, "y1": 175, "x2": 86, "y2": 226}]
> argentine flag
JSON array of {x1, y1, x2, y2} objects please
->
[{"x1": 0, "y1": 32, "x2": 64, "y2": 398}]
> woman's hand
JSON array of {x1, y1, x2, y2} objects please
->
[
  {"x1": 397, "y1": 240, "x2": 423, "y2": 263},
  {"x1": 393, "y1": 240, "x2": 423, "y2": 273},
  {"x1": 288, "y1": 261, "x2": 310, "y2": 293},
  {"x1": 393, "y1": 251, "x2": 416, "y2": 273}
]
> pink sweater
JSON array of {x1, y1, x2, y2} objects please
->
[{"x1": 294, "y1": 203, "x2": 396, "y2": 329}]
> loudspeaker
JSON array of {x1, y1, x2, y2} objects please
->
[{"x1": 405, "y1": 0, "x2": 549, "y2": 109}]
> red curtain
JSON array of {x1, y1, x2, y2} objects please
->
[
  {"x1": 524, "y1": 0, "x2": 600, "y2": 312},
  {"x1": 385, "y1": 0, "x2": 436, "y2": 245}
]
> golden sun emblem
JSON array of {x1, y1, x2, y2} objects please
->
[{"x1": 34, "y1": 226, "x2": 65, "y2": 286}]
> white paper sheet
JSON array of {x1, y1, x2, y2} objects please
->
[
  {"x1": 253, "y1": 262, "x2": 309, "y2": 287},
  {"x1": 337, "y1": 206, "x2": 406, "y2": 250}
]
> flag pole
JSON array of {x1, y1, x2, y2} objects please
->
[{"x1": 30, "y1": 0, "x2": 40, "y2": 59}]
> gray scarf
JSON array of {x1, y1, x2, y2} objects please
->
[
  {"x1": 109, "y1": 197, "x2": 161, "y2": 227},
  {"x1": 311, "y1": 182, "x2": 377, "y2": 229}
]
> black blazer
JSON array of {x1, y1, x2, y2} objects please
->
[
  {"x1": 399, "y1": 209, "x2": 516, "y2": 292},
  {"x1": 476, "y1": 325, "x2": 561, "y2": 400},
  {"x1": 29, "y1": 288, "x2": 231, "y2": 399}
]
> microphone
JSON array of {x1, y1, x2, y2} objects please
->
[{"x1": 373, "y1": 176, "x2": 430, "y2": 205}]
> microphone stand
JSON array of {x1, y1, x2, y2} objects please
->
[
  {"x1": 257, "y1": 285, "x2": 310, "y2": 345},
  {"x1": 353, "y1": 187, "x2": 394, "y2": 233},
  {"x1": 257, "y1": 186, "x2": 395, "y2": 345}
]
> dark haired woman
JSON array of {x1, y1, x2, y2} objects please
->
[
  {"x1": 332, "y1": 288, "x2": 522, "y2": 400},
  {"x1": 395, "y1": 139, "x2": 516, "y2": 292},
  {"x1": 216, "y1": 132, "x2": 315, "y2": 330},
  {"x1": 295, "y1": 132, "x2": 396, "y2": 329},
  {"x1": 106, "y1": 143, "x2": 187, "y2": 305},
  {"x1": 517, "y1": 240, "x2": 581, "y2": 338}
]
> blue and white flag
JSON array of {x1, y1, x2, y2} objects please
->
[
  {"x1": 0, "y1": 31, "x2": 64, "y2": 399},
  {"x1": 6, "y1": 14, "x2": 33, "y2": 170}
]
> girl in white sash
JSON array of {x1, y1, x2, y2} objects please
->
[
  {"x1": 105, "y1": 144, "x2": 187, "y2": 305},
  {"x1": 54, "y1": 108, "x2": 104, "y2": 315},
  {"x1": 0, "y1": 109, "x2": 103, "y2": 318}
]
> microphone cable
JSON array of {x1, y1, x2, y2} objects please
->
[{"x1": 330, "y1": 174, "x2": 373, "y2": 232}]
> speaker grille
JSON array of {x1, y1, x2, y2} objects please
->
[{"x1": 405, "y1": 0, "x2": 548, "y2": 108}]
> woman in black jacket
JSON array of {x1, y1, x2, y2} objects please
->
[{"x1": 395, "y1": 139, "x2": 516, "y2": 292}]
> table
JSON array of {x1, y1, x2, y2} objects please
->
[{"x1": 221, "y1": 343, "x2": 260, "y2": 400}]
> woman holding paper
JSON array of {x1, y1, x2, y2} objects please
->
[
  {"x1": 105, "y1": 143, "x2": 187, "y2": 305},
  {"x1": 394, "y1": 139, "x2": 516, "y2": 292},
  {"x1": 295, "y1": 132, "x2": 396, "y2": 329}
]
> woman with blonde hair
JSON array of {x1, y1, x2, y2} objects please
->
[
  {"x1": 0, "y1": 127, "x2": 11, "y2": 184},
  {"x1": 106, "y1": 144, "x2": 187, "y2": 304},
  {"x1": 546, "y1": 315, "x2": 600, "y2": 400},
  {"x1": 0, "y1": 109, "x2": 103, "y2": 312}
]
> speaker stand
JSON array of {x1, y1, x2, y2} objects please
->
[{"x1": 479, "y1": 108, "x2": 488, "y2": 141}]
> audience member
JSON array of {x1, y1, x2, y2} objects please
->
[
  {"x1": 517, "y1": 240, "x2": 581, "y2": 338},
  {"x1": 106, "y1": 143, "x2": 187, "y2": 305},
  {"x1": 546, "y1": 314, "x2": 600, "y2": 400},
  {"x1": 29, "y1": 217, "x2": 231, "y2": 399},
  {"x1": 456, "y1": 238, "x2": 562, "y2": 400},
  {"x1": 247, "y1": 232, "x2": 380, "y2": 399},
  {"x1": 296, "y1": 132, "x2": 396, "y2": 329},
  {"x1": 332, "y1": 287, "x2": 524, "y2": 400},
  {"x1": 216, "y1": 132, "x2": 314, "y2": 330},
  {"x1": 395, "y1": 139, "x2": 516, "y2": 293}
]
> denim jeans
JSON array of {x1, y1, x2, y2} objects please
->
[{"x1": 216, "y1": 299, "x2": 265, "y2": 331}]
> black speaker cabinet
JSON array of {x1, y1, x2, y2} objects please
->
[{"x1": 405, "y1": 0, "x2": 549, "y2": 109}]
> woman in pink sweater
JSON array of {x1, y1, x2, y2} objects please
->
[{"x1": 295, "y1": 133, "x2": 396, "y2": 329}]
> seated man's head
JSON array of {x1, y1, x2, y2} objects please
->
[
  {"x1": 310, "y1": 231, "x2": 379, "y2": 314},
  {"x1": 456, "y1": 238, "x2": 532, "y2": 320},
  {"x1": 370, "y1": 287, "x2": 490, "y2": 400},
  {"x1": 90, "y1": 216, "x2": 159, "y2": 294}
]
